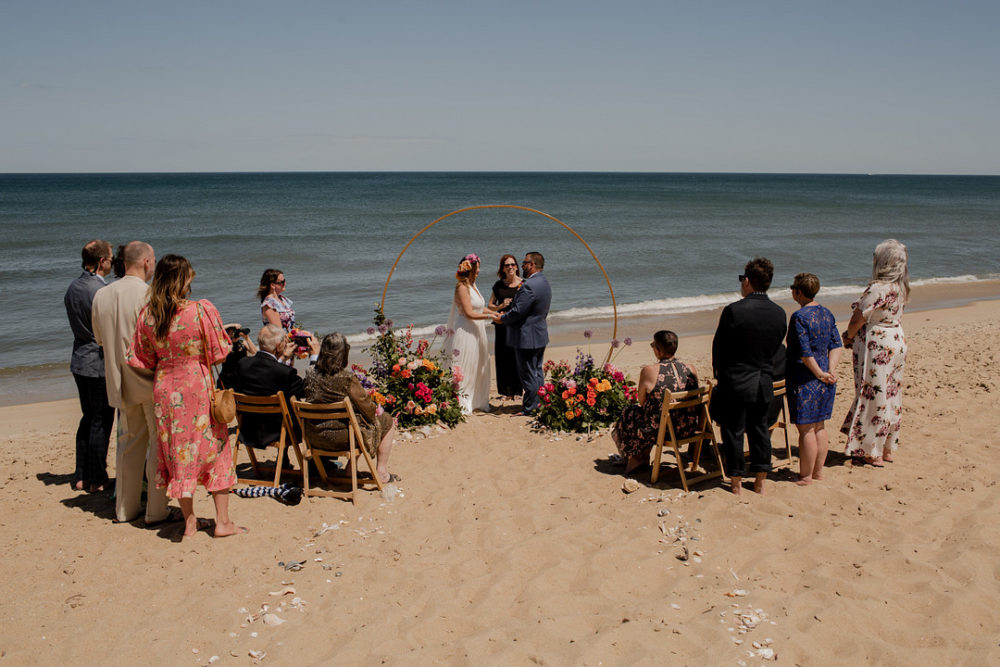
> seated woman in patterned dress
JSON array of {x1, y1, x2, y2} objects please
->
[
  {"x1": 787, "y1": 273, "x2": 843, "y2": 485},
  {"x1": 612, "y1": 330, "x2": 699, "y2": 476}
]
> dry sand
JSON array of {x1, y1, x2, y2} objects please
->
[{"x1": 2, "y1": 288, "x2": 999, "y2": 665}]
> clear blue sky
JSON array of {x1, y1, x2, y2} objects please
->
[{"x1": 2, "y1": 1, "x2": 998, "y2": 173}]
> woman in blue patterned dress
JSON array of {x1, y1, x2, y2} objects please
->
[
  {"x1": 612, "y1": 330, "x2": 699, "y2": 476},
  {"x1": 787, "y1": 273, "x2": 843, "y2": 485}
]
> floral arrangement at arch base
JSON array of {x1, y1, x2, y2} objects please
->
[
  {"x1": 354, "y1": 308, "x2": 465, "y2": 430},
  {"x1": 535, "y1": 341, "x2": 637, "y2": 433}
]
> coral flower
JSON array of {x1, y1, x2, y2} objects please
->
[
  {"x1": 565, "y1": 410, "x2": 575, "y2": 420},
  {"x1": 586, "y1": 397, "x2": 596, "y2": 406}
]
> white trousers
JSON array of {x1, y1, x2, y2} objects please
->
[{"x1": 115, "y1": 400, "x2": 169, "y2": 523}]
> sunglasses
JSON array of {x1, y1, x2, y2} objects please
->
[
  {"x1": 738, "y1": 274, "x2": 746, "y2": 283},
  {"x1": 503, "y1": 262, "x2": 517, "y2": 267},
  {"x1": 274, "y1": 279, "x2": 286, "y2": 285}
]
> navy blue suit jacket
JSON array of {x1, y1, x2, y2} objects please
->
[{"x1": 500, "y1": 272, "x2": 551, "y2": 349}]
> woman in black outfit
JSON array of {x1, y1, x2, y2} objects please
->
[{"x1": 487, "y1": 254, "x2": 524, "y2": 401}]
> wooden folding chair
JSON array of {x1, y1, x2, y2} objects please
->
[
  {"x1": 290, "y1": 398, "x2": 384, "y2": 504},
  {"x1": 769, "y1": 379, "x2": 794, "y2": 468},
  {"x1": 650, "y1": 382, "x2": 726, "y2": 491},
  {"x1": 233, "y1": 391, "x2": 305, "y2": 487}
]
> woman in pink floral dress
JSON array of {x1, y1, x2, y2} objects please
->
[
  {"x1": 127, "y1": 254, "x2": 244, "y2": 538},
  {"x1": 840, "y1": 239, "x2": 909, "y2": 467}
]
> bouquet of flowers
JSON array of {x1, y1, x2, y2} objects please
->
[
  {"x1": 535, "y1": 350, "x2": 636, "y2": 433},
  {"x1": 355, "y1": 308, "x2": 464, "y2": 429}
]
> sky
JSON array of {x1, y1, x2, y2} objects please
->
[{"x1": 2, "y1": 0, "x2": 998, "y2": 173}]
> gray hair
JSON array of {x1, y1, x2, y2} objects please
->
[
  {"x1": 257, "y1": 324, "x2": 286, "y2": 354},
  {"x1": 872, "y1": 239, "x2": 910, "y2": 302},
  {"x1": 315, "y1": 332, "x2": 350, "y2": 375}
]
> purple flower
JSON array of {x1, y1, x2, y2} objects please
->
[
  {"x1": 434, "y1": 325, "x2": 447, "y2": 336},
  {"x1": 583, "y1": 330, "x2": 593, "y2": 339},
  {"x1": 611, "y1": 339, "x2": 620, "y2": 348},
  {"x1": 623, "y1": 337, "x2": 632, "y2": 346},
  {"x1": 385, "y1": 319, "x2": 394, "y2": 328},
  {"x1": 377, "y1": 324, "x2": 388, "y2": 334},
  {"x1": 446, "y1": 328, "x2": 455, "y2": 337},
  {"x1": 452, "y1": 348, "x2": 461, "y2": 357},
  {"x1": 366, "y1": 327, "x2": 376, "y2": 336}
]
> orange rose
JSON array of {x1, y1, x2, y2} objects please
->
[{"x1": 565, "y1": 410, "x2": 575, "y2": 420}]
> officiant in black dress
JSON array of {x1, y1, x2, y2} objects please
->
[{"x1": 487, "y1": 254, "x2": 524, "y2": 400}]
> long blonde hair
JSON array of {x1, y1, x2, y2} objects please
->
[
  {"x1": 148, "y1": 254, "x2": 195, "y2": 341},
  {"x1": 872, "y1": 239, "x2": 910, "y2": 302}
]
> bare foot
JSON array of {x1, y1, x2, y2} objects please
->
[
  {"x1": 730, "y1": 477, "x2": 742, "y2": 496},
  {"x1": 813, "y1": 473, "x2": 824, "y2": 481},
  {"x1": 73, "y1": 481, "x2": 85, "y2": 491},
  {"x1": 753, "y1": 474, "x2": 767, "y2": 495},
  {"x1": 214, "y1": 522, "x2": 248, "y2": 538},
  {"x1": 796, "y1": 477, "x2": 812, "y2": 486},
  {"x1": 883, "y1": 452, "x2": 894, "y2": 463}
]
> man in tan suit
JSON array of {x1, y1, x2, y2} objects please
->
[{"x1": 92, "y1": 242, "x2": 174, "y2": 525}]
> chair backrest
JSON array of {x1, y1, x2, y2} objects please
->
[
  {"x1": 234, "y1": 391, "x2": 296, "y2": 443},
  {"x1": 772, "y1": 378, "x2": 787, "y2": 397},
  {"x1": 290, "y1": 397, "x2": 363, "y2": 453},
  {"x1": 657, "y1": 381, "x2": 712, "y2": 444}
]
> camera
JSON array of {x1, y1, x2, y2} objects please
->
[{"x1": 225, "y1": 325, "x2": 251, "y2": 354}]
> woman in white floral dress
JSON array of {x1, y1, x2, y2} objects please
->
[{"x1": 840, "y1": 239, "x2": 909, "y2": 466}]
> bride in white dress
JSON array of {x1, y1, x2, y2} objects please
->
[{"x1": 444, "y1": 254, "x2": 493, "y2": 414}]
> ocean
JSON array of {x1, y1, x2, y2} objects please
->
[{"x1": 2, "y1": 172, "x2": 998, "y2": 405}]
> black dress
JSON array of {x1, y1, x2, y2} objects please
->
[{"x1": 491, "y1": 279, "x2": 524, "y2": 397}]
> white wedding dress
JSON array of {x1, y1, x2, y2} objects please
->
[{"x1": 444, "y1": 283, "x2": 491, "y2": 414}]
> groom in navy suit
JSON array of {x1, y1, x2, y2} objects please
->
[{"x1": 495, "y1": 252, "x2": 552, "y2": 415}]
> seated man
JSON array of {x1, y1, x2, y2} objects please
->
[{"x1": 231, "y1": 324, "x2": 319, "y2": 448}]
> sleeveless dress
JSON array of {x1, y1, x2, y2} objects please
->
[
  {"x1": 612, "y1": 358, "x2": 699, "y2": 459},
  {"x1": 841, "y1": 281, "x2": 906, "y2": 458},
  {"x1": 491, "y1": 279, "x2": 523, "y2": 397},
  {"x1": 444, "y1": 283, "x2": 491, "y2": 414},
  {"x1": 127, "y1": 299, "x2": 236, "y2": 498}
]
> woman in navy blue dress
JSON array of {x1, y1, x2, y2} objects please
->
[{"x1": 787, "y1": 273, "x2": 843, "y2": 485}]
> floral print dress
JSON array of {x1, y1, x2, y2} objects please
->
[
  {"x1": 613, "y1": 358, "x2": 699, "y2": 459},
  {"x1": 841, "y1": 282, "x2": 906, "y2": 458},
  {"x1": 127, "y1": 299, "x2": 235, "y2": 498},
  {"x1": 261, "y1": 294, "x2": 295, "y2": 331}
]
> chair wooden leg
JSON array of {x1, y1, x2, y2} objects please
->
[
  {"x1": 273, "y1": 441, "x2": 286, "y2": 487},
  {"x1": 302, "y1": 446, "x2": 311, "y2": 502},
  {"x1": 650, "y1": 440, "x2": 664, "y2": 483},
  {"x1": 672, "y1": 442, "x2": 690, "y2": 492},
  {"x1": 349, "y1": 441, "x2": 358, "y2": 506}
]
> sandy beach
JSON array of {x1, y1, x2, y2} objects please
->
[{"x1": 2, "y1": 286, "x2": 999, "y2": 665}]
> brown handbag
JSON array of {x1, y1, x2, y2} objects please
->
[{"x1": 198, "y1": 302, "x2": 236, "y2": 424}]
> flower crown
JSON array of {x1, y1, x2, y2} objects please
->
[{"x1": 463, "y1": 253, "x2": 480, "y2": 264}]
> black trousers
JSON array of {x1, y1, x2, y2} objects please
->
[
  {"x1": 72, "y1": 373, "x2": 114, "y2": 487},
  {"x1": 717, "y1": 398, "x2": 772, "y2": 478}
]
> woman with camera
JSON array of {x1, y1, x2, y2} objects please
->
[{"x1": 258, "y1": 268, "x2": 295, "y2": 332}]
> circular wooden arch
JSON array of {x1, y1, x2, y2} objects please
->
[{"x1": 379, "y1": 204, "x2": 618, "y2": 364}]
